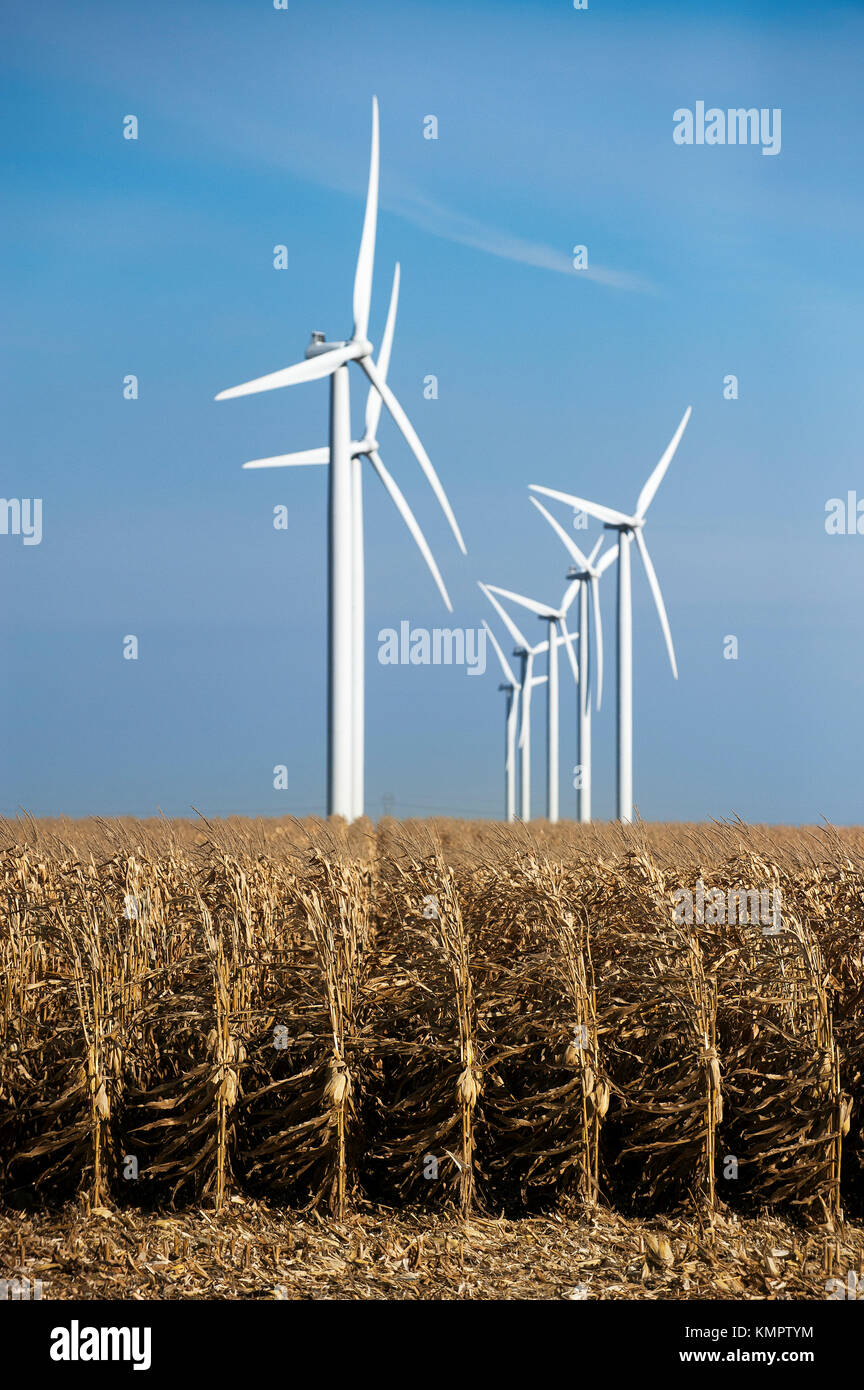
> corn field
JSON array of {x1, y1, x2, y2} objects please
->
[{"x1": 1, "y1": 814, "x2": 862, "y2": 1231}]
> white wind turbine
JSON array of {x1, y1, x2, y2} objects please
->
[
  {"x1": 479, "y1": 585, "x2": 552, "y2": 822},
  {"x1": 530, "y1": 407, "x2": 691, "y2": 823},
  {"x1": 215, "y1": 97, "x2": 466, "y2": 821},
  {"x1": 480, "y1": 582, "x2": 580, "y2": 824},
  {"x1": 481, "y1": 620, "x2": 524, "y2": 823},
  {"x1": 528, "y1": 498, "x2": 618, "y2": 823},
  {"x1": 240, "y1": 263, "x2": 453, "y2": 822}
]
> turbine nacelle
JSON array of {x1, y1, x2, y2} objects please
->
[
  {"x1": 305, "y1": 336, "x2": 372, "y2": 360},
  {"x1": 305, "y1": 332, "x2": 331, "y2": 356},
  {"x1": 351, "y1": 437, "x2": 379, "y2": 458}
]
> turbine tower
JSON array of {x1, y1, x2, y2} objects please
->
[
  {"x1": 530, "y1": 407, "x2": 691, "y2": 823},
  {"x1": 481, "y1": 583, "x2": 580, "y2": 824},
  {"x1": 215, "y1": 97, "x2": 466, "y2": 820},
  {"x1": 240, "y1": 265, "x2": 452, "y2": 821},
  {"x1": 529, "y1": 498, "x2": 618, "y2": 823}
]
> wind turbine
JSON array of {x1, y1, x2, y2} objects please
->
[
  {"x1": 239, "y1": 264, "x2": 452, "y2": 822},
  {"x1": 479, "y1": 585, "x2": 552, "y2": 822},
  {"x1": 528, "y1": 498, "x2": 618, "y2": 823},
  {"x1": 214, "y1": 97, "x2": 466, "y2": 821},
  {"x1": 481, "y1": 620, "x2": 521, "y2": 822},
  {"x1": 480, "y1": 582, "x2": 580, "y2": 824},
  {"x1": 530, "y1": 407, "x2": 691, "y2": 823}
]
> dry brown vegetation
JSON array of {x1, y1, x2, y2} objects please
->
[
  {"x1": 1, "y1": 814, "x2": 863, "y2": 1299},
  {"x1": 2, "y1": 1199, "x2": 861, "y2": 1300}
]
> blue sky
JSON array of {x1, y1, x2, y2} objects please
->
[{"x1": 2, "y1": 0, "x2": 863, "y2": 823}]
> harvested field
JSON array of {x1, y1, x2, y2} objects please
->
[
  {"x1": 1, "y1": 815, "x2": 863, "y2": 1299},
  {"x1": 2, "y1": 1199, "x2": 862, "y2": 1300}
]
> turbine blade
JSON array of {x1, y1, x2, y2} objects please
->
[
  {"x1": 634, "y1": 528, "x2": 678, "y2": 679},
  {"x1": 215, "y1": 344, "x2": 354, "y2": 401},
  {"x1": 243, "y1": 448, "x2": 330, "y2": 469},
  {"x1": 636, "y1": 406, "x2": 692, "y2": 518},
  {"x1": 591, "y1": 574, "x2": 604, "y2": 712},
  {"x1": 597, "y1": 542, "x2": 619, "y2": 575},
  {"x1": 561, "y1": 578, "x2": 580, "y2": 613},
  {"x1": 559, "y1": 616, "x2": 580, "y2": 687},
  {"x1": 478, "y1": 582, "x2": 531, "y2": 651},
  {"x1": 485, "y1": 584, "x2": 558, "y2": 620},
  {"x1": 588, "y1": 536, "x2": 604, "y2": 566},
  {"x1": 529, "y1": 496, "x2": 591, "y2": 568},
  {"x1": 366, "y1": 449, "x2": 452, "y2": 611},
  {"x1": 352, "y1": 96, "x2": 379, "y2": 343},
  {"x1": 482, "y1": 620, "x2": 518, "y2": 689},
  {"x1": 361, "y1": 356, "x2": 467, "y2": 553},
  {"x1": 365, "y1": 262, "x2": 399, "y2": 440},
  {"x1": 529, "y1": 484, "x2": 632, "y2": 528}
]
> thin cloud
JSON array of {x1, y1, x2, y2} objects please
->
[{"x1": 383, "y1": 188, "x2": 656, "y2": 292}]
